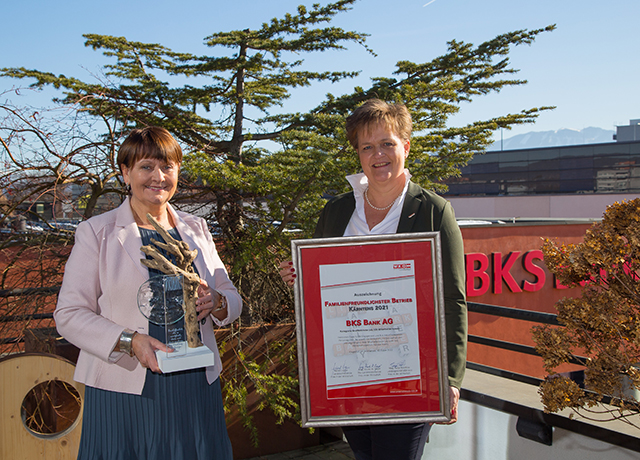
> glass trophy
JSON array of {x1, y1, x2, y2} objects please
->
[
  {"x1": 138, "y1": 274, "x2": 215, "y2": 373},
  {"x1": 138, "y1": 274, "x2": 187, "y2": 357}
]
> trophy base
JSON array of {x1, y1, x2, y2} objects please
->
[{"x1": 155, "y1": 345, "x2": 215, "y2": 373}]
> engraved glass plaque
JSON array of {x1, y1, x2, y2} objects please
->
[{"x1": 137, "y1": 274, "x2": 187, "y2": 358}]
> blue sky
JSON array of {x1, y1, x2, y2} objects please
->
[{"x1": 2, "y1": 0, "x2": 638, "y2": 140}]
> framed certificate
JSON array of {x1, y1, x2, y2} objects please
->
[{"x1": 292, "y1": 232, "x2": 450, "y2": 427}]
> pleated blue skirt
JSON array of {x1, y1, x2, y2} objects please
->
[{"x1": 77, "y1": 371, "x2": 232, "y2": 460}]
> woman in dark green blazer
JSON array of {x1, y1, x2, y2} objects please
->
[{"x1": 280, "y1": 99, "x2": 467, "y2": 460}]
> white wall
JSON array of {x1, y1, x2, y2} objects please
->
[
  {"x1": 424, "y1": 401, "x2": 638, "y2": 460},
  {"x1": 446, "y1": 194, "x2": 639, "y2": 219}
]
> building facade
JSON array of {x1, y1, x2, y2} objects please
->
[{"x1": 442, "y1": 121, "x2": 640, "y2": 219}]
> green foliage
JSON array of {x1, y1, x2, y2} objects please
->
[
  {"x1": 219, "y1": 326, "x2": 301, "y2": 447},
  {"x1": 533, "y1": 199, "x2": 640, "y2": 427}
]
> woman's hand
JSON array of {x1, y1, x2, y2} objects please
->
[
  {"x1": 436, "y1": 386, "x2": 460, "y2": 424},
  {"x1": 131, "y1": 333, "x2": 171, "y2": 374},
  {"x1": 278, "y1": 260, "x2": 296, "y2": 286},
  {"x1": 196, "y1": 279, "x2": 227, "y2": 321}
]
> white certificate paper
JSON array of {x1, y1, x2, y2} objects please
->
[{"x1": 319, "y1": 260, "x2": 421, "y2": 397}]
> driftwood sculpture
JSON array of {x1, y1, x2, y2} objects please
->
[{"x1": 140, "y1": 213, "x2": 203, "y2": 348}]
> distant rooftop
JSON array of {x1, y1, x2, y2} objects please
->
[{"x1": 615, "y1": 119, "x2": 640, "y2": 142}]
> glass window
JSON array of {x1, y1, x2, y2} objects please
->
[
  {"x1": 593, "y1": 144, "x2": 630, "y2": 156},
  {"x1": 499, "y1": 171, "x2": 528, "y2": 182},
  {"x1": 529, "y1": 170, "x2": 560, "y2": 181},
  {"x1": 451, "y1": 183, "x2": 484, "y2": 195},
  {"x1": 471, "y1": 173, "x2": 500, "y2": 183},
  {"x1": 560, "y1": 145, "x2": 594, "y2": 158},
  {"x1": 444, "y1": 184, "x2": 463, "y2": 195},
  {"x1": 628, "y1": 177, "x2": 640, "y2": 191},
  {"x1": 561, "y1": 169, "x2": 594, "y2": 180},
  {"x1": 528, "y1": 158, "x2": 560, "y2": 171},
  {"x1": 596, "y1": 177, "x2": 630, "y2": 192},
  {"x1": 594, "y1": 155, "x2": 631, "y2": 168},
  {"x1": 498, "y1": 150, "x2": 529, "y2": 162},
  {"x1": 499, "y1": 161, "x2": 528, "y2": 172},
  {"x1": 469, "y1": 162, "x2": 499, "y2": 174},
  {"x1": 560, "y1": 179, "x2": 595, "y2": 193},
  {"x1": 484, "y1": 183, "x2": 500, "y2": 195},
  {"x1": 560, "y1": 157, "x2": 593, "y2": 170},
  {"x1": 530, "y1": 148, "x2": 560, "y2": 160},
  {"x1": 505, "y1": 183, "x2": 531, "y2": 194},
  {"x1": 472, "y1": 152, "x2": 500, "y2": 164},
  {"x1": 628, "y1": 142, "x2": 640, "y2": 155},
  {"x1": 533, "y1": 181, "x2": 561, "y2": 193}
]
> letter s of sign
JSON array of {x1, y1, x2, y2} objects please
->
[{"x1": 522, "y1": 250, "x2": 545, "y2": 292}]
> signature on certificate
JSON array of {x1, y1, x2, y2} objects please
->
[
  {"x1": 358, "y1": 362, "x2": 382, "y2": 372},
  {"x1": 389, "y1": 360, "x2": 407, "y2": 369},
  {"x1": 333, "y1": 363, "x2": 350, "y2": 372}
]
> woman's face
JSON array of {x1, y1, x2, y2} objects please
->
[
  {"x1": 122, "y1": 157, "x2": 179, "y2": 210},
  {"x1": 357, "y1": 122, "x2": 410, "y2": 189}
]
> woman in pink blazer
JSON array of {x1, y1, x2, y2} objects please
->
[{"x1": 54, "y1": 127, "x2": 241, "y2": 460}]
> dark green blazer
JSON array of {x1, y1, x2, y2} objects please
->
[{"x1": 313, "y1": 181, "x2": 468, "y2": 389}]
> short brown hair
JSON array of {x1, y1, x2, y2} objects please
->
[
  {"x1": 345, "y1": 99, "x2": 412, "y2": 149},
  {"x1": 117, "y1": 126, "x2": 183, "y2": 174}
]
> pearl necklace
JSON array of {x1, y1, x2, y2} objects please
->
[{"x1": 364, "y1": 187, "x2": 401, "y2": 211}]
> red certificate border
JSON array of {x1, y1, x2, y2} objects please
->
[{"x1": 292, "y1": 233, "x2": 450, "y2": 427}]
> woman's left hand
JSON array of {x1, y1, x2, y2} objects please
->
[
  {"x1": 436, "y1": 386, "x2": 460, "y2": 425},
  {"x1": 196, "y1": 279, "x2": 227, "y2": 321},
  {"x1": 278, "y1": 260, "x2": 296, "y2": 286}
]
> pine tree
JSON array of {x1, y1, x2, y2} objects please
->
[{"x1": 1, "y1": 0, "x2": 555, "y2": 323}]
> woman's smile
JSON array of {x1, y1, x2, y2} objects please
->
[{"x1": 372, "y1": 160, "x2": 391, "y2": 168}]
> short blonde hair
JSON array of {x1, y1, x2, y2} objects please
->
[{"x1": 345, "y1": 99, "x2": 412, "y2": 149}]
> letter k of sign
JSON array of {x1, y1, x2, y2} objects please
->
[{"x1": 493, "y1": 252, "x2": 522, "y2": 293}]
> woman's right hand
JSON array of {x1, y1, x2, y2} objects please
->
[
  {"x1": 131, "y1": 333, "x2": 172, "y2": 374},
  {"x1": 278, "y1": 260, "x2": 296, "y2": 286}
]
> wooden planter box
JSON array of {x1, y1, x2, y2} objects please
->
[{"x1": 217, "y1": 323, "x2": 320, "y2": 459}]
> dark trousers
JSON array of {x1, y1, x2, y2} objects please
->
[{"x1": 342, "y1": 423, "x2": 432, "y2": 460}]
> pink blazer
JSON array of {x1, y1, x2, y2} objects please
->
[{"x1": 54, "y1": 198, "x2": 242, "y2": 394}]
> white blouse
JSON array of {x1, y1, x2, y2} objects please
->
[{"x1": 343, "y1": 169, "x2": 412, "y2": 237}]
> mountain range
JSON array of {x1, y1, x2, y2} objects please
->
[{"x1": 487, "y1": 127, "x2": 615, "y2": 151}]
